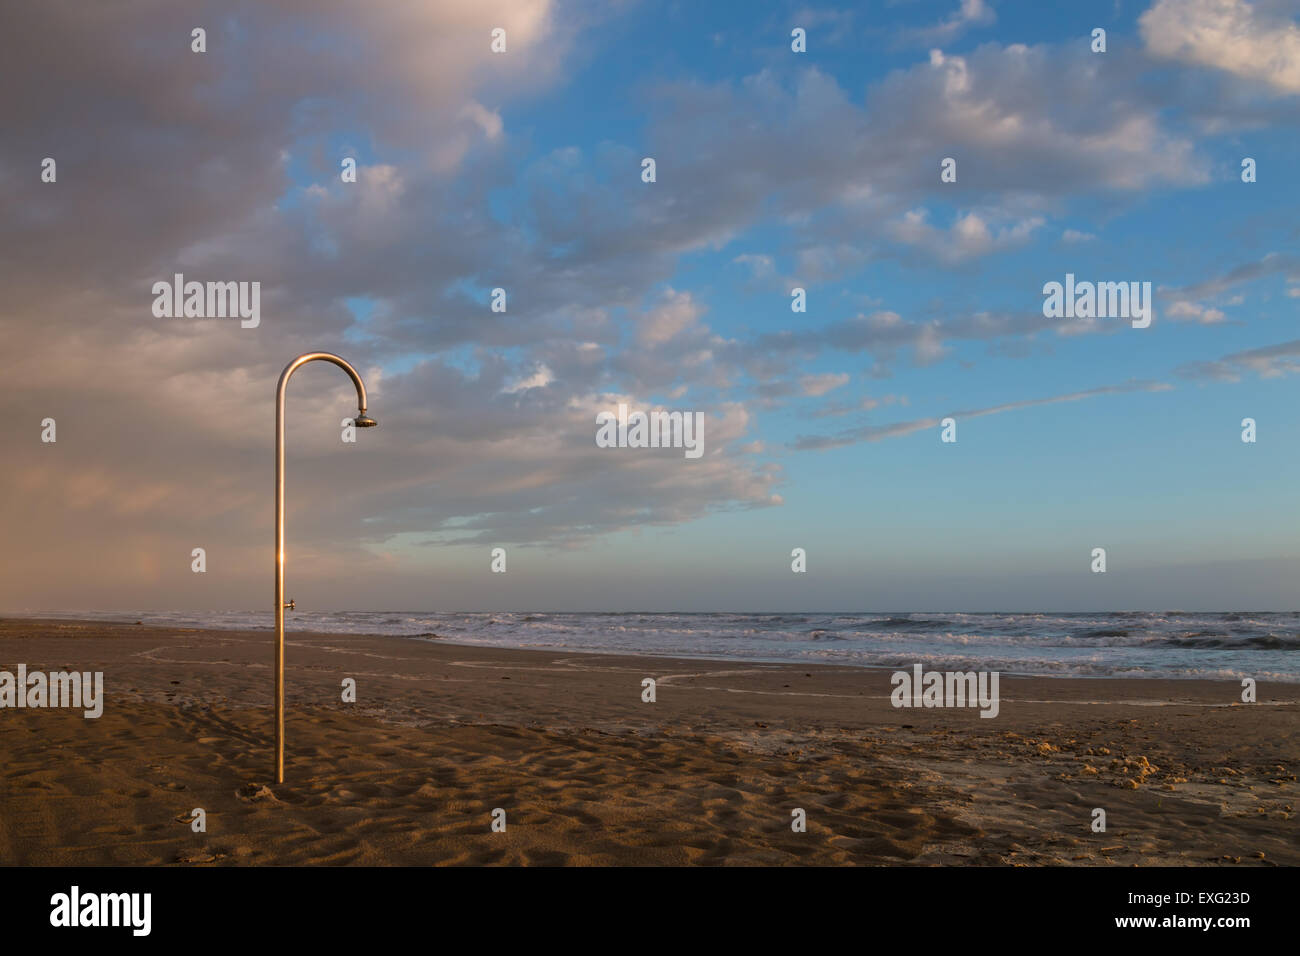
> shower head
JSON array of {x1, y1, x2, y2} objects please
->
[{"x1": 354, "y1": 412, "x2": 378, "y2": 428}]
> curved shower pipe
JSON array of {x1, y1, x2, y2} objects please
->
[{"x1": 273, "y1": 352, "x2": 376, "y2": 783}]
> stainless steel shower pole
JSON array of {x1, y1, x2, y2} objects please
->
[{"x1": 274, "y1": 352, "x2": 376, "y2": 783}]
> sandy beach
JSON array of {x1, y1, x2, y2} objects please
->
[{"x1": 0, "y1": 617, "x2": 1295, "y2": 866}]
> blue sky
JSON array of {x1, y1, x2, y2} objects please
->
[{"x1": 3, "y1": 0, "x2": 1299, "y2": 612}]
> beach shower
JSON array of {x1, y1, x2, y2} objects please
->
[{"x1": 274, "y1": 352, "x2": 376, "y2": 783}]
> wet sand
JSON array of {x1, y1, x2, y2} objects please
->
[{"x1": 0, "y1": 617, "x2": 1295, "y2": 865}]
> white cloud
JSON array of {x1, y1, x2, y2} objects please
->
[
  {"x1": 1166, "y1": 300, "x2": 1227, "y2": 323},
  {"x1": 732, "y1": 253, "x2": 776, "y2": 278},
  {"x1": 902, "y1": 0, "x2": 996, "y2": 46},
  {"x1": 504, "y1": 363, "x2": 555, "y2": 392},
  {"x1": 888, "y1": 208, "x2": 1044, "y2": 263},
  {"x1": 799, "y1": 372, "x2": 850, "y2": 396},
  {"x1": 1141, "y1": 0, "x2": 1300, "y2": 94},
  {"x1": 1178, "y1": 338, "x2": 1300, "y2": 381},
  {"x1": 637, "y1": 288, "x2": 705, "y2": 346},
  {"x1": 793, "y1": 380, "x2": 1173, "y2": 450}
]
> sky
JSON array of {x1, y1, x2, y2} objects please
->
[{"x1": 2, "y1": 0, "x2": 1299, "y2": 613}]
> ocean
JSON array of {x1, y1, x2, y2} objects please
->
[{"x1": 35, "y1": 609, "x2": 1300, "y2": 682}]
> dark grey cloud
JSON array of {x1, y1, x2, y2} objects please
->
[{"x1": 0, "y1": 0, "x2": 783, "y2": 610}]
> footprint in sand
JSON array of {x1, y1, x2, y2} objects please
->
[
  {"x1": 236, "y1": 783, "x2": 278, "y2": 802},
  {"x1": 174, "y1": 848, "x2": 228, "y2": 864}
]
